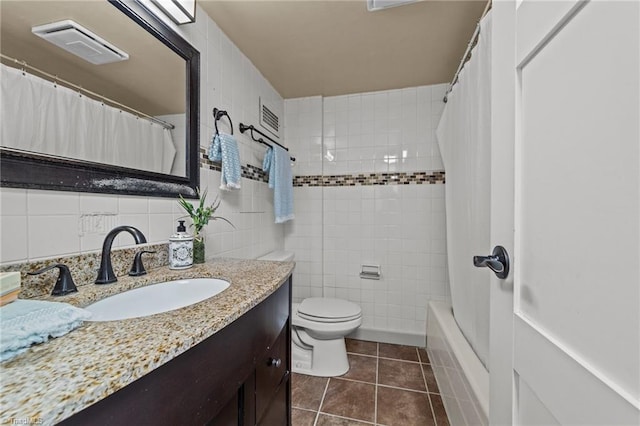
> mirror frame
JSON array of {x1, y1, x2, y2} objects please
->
[{"x1": 0, "y1": 0, "x2": 200, "y2": 199}]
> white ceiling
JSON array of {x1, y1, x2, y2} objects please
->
[
  {"x1": 0, "y1": 1, "x2": 486, "y2": 111},
  {"x1": 200, "y1": 0, "x2": 487, "y2": 99}
]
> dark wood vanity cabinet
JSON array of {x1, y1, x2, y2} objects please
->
[{"x1": 61, "y1": 278, "x2": 292, "y2": 426}]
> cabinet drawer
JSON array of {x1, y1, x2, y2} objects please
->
[{"x1": 256, "y1": 324, "x2": 288, "y2": 421}]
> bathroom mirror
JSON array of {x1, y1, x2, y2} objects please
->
[{"x1": 0, "y1": 0, "x2": 200, "y2": 198}]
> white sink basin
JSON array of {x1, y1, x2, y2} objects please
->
[{"x1": 86, "y1": 278, "x2": 230, "y2": 321}]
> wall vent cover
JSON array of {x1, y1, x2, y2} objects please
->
[
  {"x1": 32, "y1": 20, "x2": 129, "y2": 65},
  {"x1": 259, "y1": 97, "x2": 280, "y2": 139},
  {"x1": 367, "y1": 0, "x2": 419, "y2": 12}
]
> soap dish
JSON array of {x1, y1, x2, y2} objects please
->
[{"x1": 0, "y1": 272, "x2": 21, "y2": 306}]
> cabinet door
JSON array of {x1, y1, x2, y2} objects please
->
[
  {"x1": 207, "y1": 391, "x2": 239, "y2": 426},
  {"x1": 257, "y1": 380, "x2": 289, "y2": 426},
  {"x1": 255, "y1": 324, "x2": 289, "y2": 422}
]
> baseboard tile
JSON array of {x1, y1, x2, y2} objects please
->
[{"x1": 348, "y1": 327, "x2": 426, "y2": 347}]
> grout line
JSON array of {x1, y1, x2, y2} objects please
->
[
  {"x1": 331, "y1": 376, "x2": 376, "y2": 386},
  {"x1": 377, "y1": 383, "x2": 429, "y2": 394},
  {"x1": 293, "y1": 407, "x2": 318, "y2": 414},
  {"x1": 421, "y1": 357, "x2": 438, "y2": 425},
  {"x1": 346, "y1": 351, "x2": 379, "y2": 359},
  {"x1": 418, "y1": 346, "x2": 426, "y2": 363},
  {"x1": 430, "y1": 393, "x2": 445, "y2": 426},
  {"x1": 313, "y1": 378, "x2": 331, "y2": 426},
  {"x1": 332, "y1": 376, "x2": 428, "y2": 394},
  {"x1": 417, "y1": 347, "x2": 427, "y2": 390},
  {"x1": 377, "y1": 355, "x2": 423, "y2": 364},
  {"x1": 317, "y1": 412, "x2": 377, "y2": 425},
  {"x1": 374, "y1": 342, "x2": 379, "y2": 425}
]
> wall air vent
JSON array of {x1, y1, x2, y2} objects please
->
[
  {"x1": 31, "y1": 20, "x2": 129, "y2": 65},
  {"x1": 259, "y1": 97, "x2": 281, "y2": 139}
]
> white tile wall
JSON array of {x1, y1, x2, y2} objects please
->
[
  {"x1": 283, "y1": 97, "x2": 324, "y2": 300},
  {"x1": 321, "y1": 183, "x2": 448, "y2": 335},
  {"x1": 321, "y1": 85, "x2": 447, "y2": 175},
  {"x1": 283, "y1": 187, "x2": 323, "y2": 301},
  {"x1": 284, "y1": 96, "x2": 323, "y2": 176},
  {"x1": 284, "y1": 84, "x2": 450, "y2": 339},
  {"x1": 0, "y1": 5, "x2": 284, "y2": 265}
]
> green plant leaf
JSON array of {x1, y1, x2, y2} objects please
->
[{"x1": 176, "y1": 187, "x2": 234, "y2": 234}]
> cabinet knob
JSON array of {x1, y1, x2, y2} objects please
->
[{"x1": 269, "y1": 358, "x2": 282, "y2": 368}]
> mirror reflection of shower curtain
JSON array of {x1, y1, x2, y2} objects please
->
[
  {"x1": 436, "y1": 12, "x2": 492, "y2": 369},
  {"x1": 0, "y1": 64, "x2": 176, "y2": 174}
]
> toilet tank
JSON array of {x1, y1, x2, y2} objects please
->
[{"x1": 257, "y1": 250, "x2": 294, "y2": 262}]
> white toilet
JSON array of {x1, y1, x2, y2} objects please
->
[{"x1": 258, "y1": 250, "x2": 363, "y2": 377}]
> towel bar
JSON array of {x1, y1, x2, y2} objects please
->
[{"x1": 239, "y1": 122, "x2": 295, "y2": 162}]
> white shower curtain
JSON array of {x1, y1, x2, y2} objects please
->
[
  {"x1": 0, "y1": 63, "x2": 177, "y2": 174},
  {"x1": 436, "y1": 12, "x2": 492, "y2": 369}
]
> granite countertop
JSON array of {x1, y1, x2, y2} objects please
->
[{"x1": 0, "y1": 258, "x2": 294, "y2": 426}]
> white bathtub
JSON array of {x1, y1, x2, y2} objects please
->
[{"x1": 427, "y1": 301, "x2": 489, "y2": 425}]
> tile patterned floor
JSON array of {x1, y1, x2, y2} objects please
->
[{"x1": 291, "y1": 339, "x2": 450, "y2": 426}]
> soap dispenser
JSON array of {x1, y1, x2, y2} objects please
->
[{"x1": 169, "y1": 220, "x2": 193, "y2": 270}]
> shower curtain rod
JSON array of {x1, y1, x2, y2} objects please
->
[
  {"x1": 443, "y1": 0, "x2": 492, "y2": 103},
  {"x1": 0, "y1": 54, "x2": 175, "y2": 130},
  {"x1": 239, "y1": 123, "x2": 296, "y2": 162}
]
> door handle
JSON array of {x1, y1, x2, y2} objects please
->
[{"x1": 473, "y1": 246, "x2": 510, "y2": 279}]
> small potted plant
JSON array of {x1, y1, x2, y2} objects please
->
[{"x1": 177, "y1": 188, "x2": 234, "y2": 263}]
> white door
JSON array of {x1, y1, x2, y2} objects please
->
[{"x1": 489, "y1": 1, "x2": 640, "y2": 424}]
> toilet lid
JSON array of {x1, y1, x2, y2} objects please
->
[{"x1": 297, "y1": 298, "x2": 362, "y2": 323}]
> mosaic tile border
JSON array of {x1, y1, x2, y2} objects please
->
[
  {"x1": 200, "y1": 149, "x2": 269, "y2": 183},
  {"x1": 293, "y1": 171, "x2": 445, "y2": 187},
  {"x1": 200, "y1": 149, "x2": 445, "y2": 187}
]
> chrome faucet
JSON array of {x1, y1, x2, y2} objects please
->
[{"x1": 95, "y1": 226, "x2": 147, "y2": 284}]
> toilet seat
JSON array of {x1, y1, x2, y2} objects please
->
[{"x1": 297, "y1": 298, "x2": 362, "y2": 323}]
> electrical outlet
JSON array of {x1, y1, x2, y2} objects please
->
[{"x1": 79, "y1": 214, "x2": 117, "y2": 236}]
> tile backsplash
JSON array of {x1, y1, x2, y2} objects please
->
[{"x1": 0, "y1": 242, "x2": 168, "y2": 299}]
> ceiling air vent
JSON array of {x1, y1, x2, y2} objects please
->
[
  {"x1": 32, "y1": 20, "x2": 129, "y2": 65},
  {"x1": 367, "y1": 0, "x2": 419, "y2": 12},
  {"x1": 259, "y1": 98, "x2": 281, "y2": 139}
]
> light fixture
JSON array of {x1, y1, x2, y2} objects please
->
[
  {"x1": 367, "y1": 0, "x2": 419, "y2": 12},
  {"x1": 149, "y1": 0, "x2": 196, "y2": 25}
]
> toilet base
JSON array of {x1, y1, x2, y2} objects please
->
[{"x1": 291, "y1": 332, "x2": 350, "y2": 377}]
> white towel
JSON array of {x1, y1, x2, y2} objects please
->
[
  {"x1": 262, "y1": 146, "x2": 294, "y2": 223},
  {"x1": 1, "y1": 299, "x2": 91, "y2": 362},
  {"x1": 208, "y1": 132, "x2": 242, "y2": 190}
]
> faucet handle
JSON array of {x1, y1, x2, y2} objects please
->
[
  {"x1": 28, "y1": 264, "x2": 78, "y2": 296},
  {"x1": 129, "y1": 250, "x2": 156, "y2": 277}
]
